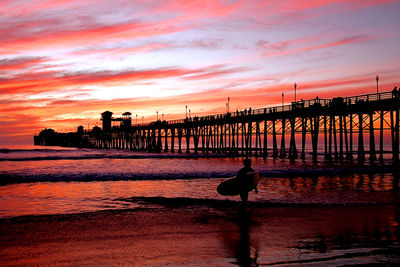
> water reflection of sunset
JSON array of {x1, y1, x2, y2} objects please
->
[{"x1": 1, "y1": 171, "x2": 398, "y2": 218}]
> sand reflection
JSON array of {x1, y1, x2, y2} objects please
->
[{"x1": 219, "y1": 208, "x2": 259, "y2": 266}]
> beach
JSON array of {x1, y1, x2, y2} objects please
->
[{"x1": 1, "y1": 203, "x2": 400, "y2": 266}]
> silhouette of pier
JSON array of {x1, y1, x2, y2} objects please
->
[{"x1": 35, "y1": 90, "x2": 400, "y2": 163}]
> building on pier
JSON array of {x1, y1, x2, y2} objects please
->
[{"x1": 101, "y1": 111, "x2": 132, "y2": 131}]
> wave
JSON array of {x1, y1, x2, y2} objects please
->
[
  {"x1": 0, "y1": 172, "x2": 235, "y2": 185},
  {"x1": 261, "y1": 165, "x2": 400, "y2": 177},
  {"x1": 0, "y1": 148, "x2": 76, "y2": 153},
  {"x1": 0, "y1": 151, "x2": 238, "y2": 161},
  {"x1": 1, "y1": 165, "x2": 398, "y2": 185},
  {"x1": 116, "y1": 196, "x2": 399, "y2": 208}
]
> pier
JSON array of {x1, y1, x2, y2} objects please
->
[{"x1": 34, "y1": 90, "x2": 400, "y2": 163}]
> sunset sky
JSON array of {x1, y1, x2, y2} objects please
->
[{"x1": 1, "y1": 0, "x2": 399, "y2": 146}]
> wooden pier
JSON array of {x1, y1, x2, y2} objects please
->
[{"x1": 35, "y1": 90, "x2": 400, "y2": 163}]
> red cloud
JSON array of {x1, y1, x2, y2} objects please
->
[
  {"x1": 0, "y1": 21, "x2": 189, "y2": 55},
  {"x1": 182, "y1": 66, "x2": 249, "y2": 80},
  {"x1": 0, "y1": 64, "x2": 249, "y2": 96},
  {"x1": 0, "y1": 68, "x2": 189, "y2": 95}
]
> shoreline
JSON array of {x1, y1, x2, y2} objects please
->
[{"x1": 1, "y1": 195, "x2": 399, "y2": 220}]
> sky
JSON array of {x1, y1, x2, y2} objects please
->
[{"x1": 0, "y1": 0, "x2": 399, "y2": 146}]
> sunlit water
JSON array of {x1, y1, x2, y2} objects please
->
[
  {"x1": 0, "y1": 146, "x2": 399, "y2": 218},
  {"x1": 1, "y1": 146, "x2": 400, "y2": 265}
]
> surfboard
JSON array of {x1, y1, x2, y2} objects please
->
[{"x1": 217, "y1": 172, "x2": 260, "y2": 196}]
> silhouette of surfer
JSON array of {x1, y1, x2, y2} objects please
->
[{"x1": 237, "y1": 158, "x2": 257, "y2": 205}]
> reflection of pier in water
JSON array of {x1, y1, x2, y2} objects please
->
[{"x1": 35, "y1": 90, "x2": 400, "y2": 163}]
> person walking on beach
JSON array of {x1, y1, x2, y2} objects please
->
[
  {"x1": 392, "y1": 86, "x2": 398, "y2": 98},
  {"x1": 237, "y1": 158, "x2": 256, "y2": 205}
]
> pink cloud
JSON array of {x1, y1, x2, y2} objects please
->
[
  {"x1": 0, "y1": 0, "x2": 246, "y2": 55},
  {"x1": 0, "y1": 57, "x2": 47, "y2": 71},
  {"x1": 71, "y1": 43, "x2": 169, "y2": 57},
  {"x1": 258, "y1": 35, "x2": 372, "y2": 58},
  {"x1": 282, "y1": 0, "x2": 395, "y2": 11},
  {"x1": 0, "y1": 0, "x2": 86, "y2": 16}
]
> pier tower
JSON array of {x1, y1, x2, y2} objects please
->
[
  {"x1": 101, "y1": 111, "x2": 113, "y2": 131},
  {"x1": 121, "y1": 112, "x2": 132, "y2": 129}
]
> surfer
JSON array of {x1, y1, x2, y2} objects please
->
[
  {"x1": 237, "y1": 158, "x2": 257, "y2": 205},
  {"x1": 216, "y1": 159, "x2": 260, "y2": 204}
]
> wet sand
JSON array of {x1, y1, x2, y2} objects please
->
[{"x1": 1, "y1": 203, "x2": 400, "y2": 266}]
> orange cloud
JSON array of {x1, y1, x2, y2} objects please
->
[{"x1": 0, "y1": 73, "x2": 397, "y2": 146}]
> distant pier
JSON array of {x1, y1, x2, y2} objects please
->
[{"x1": 34, "y1": 90, "x2": 400, "y2": 163}]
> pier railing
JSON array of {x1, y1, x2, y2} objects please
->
[{"x1": 146, "y1": 91, "x2": 395, "y2": 126}]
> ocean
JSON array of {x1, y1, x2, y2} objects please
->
[{"x1": 0, "y1": 146, "x2": 399, "y2": 265}]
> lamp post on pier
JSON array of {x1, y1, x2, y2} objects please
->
[
  {"x1": 294, "y1": 83, "x2": 297, "y2": 102},
  {"x1": 376, "y1": 75, "x2": 379, "y2": 94},
  {"x1": 282, "y1": 92, "x2": 284, "y2": 111},
  {"x1": 185, "y1": 106, "x2": 188, "y2": 118}
]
